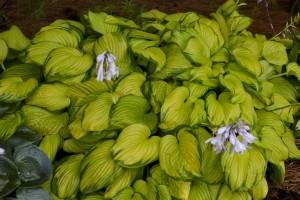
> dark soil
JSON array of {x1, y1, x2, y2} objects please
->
[{"x1": 1, "y1": 0, "x2": 300, "y2": 199}]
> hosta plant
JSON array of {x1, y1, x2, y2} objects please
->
[{"x1": 1, "y1": 0, "x2": 300, "y2": 199}]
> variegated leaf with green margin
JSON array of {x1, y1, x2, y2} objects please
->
[
  {"x1": 63, "y1": 137, "x2": 101, "y2": 154},
  {"x1": 80, "y1": 140, "x2": 118, "y2": 194},
  {"x1": 256, "y1": 110, "x2": 285, "y2": 136},
  {"x1": 231, "y1": 47, "x2": 263, "y2": 77},
  {"x1": 260, "y1": 126, "x2": 289, "y2": 165},
  {"x1": 211, "y1": 12, "x2": 228, "y2": 48},
  {"x1": 258, "y1": 60, "x2": 276, "y2": 80},
  {"x1": 41, "y1": 175, "x2": 65, "y2": 200},
  {"x1": 205, "y1": 91, "x2": 225, "y2": 126},
  {"x1": 216, "y1": 0, "x2": 238, "y2": 16},
  {"x1": 211, "y1": 48, "x2": 230, "y2": 63},
  {"x1": 269, "y1": 77, "x2": 297, "y2": 102},
  {"x1": 150, "y1": 164, "x2": 191, "y2": 200},
  {"x1": 182, "y1": 82, "x2": 210, "y2": 99},
  {"x1": 159, "y1": 126, "x2": 201, "y2": 180},
  {"x1": 169, "y1": 30, "x2": 191, "y2": 50},
  {"x1": 80, "y1": 192, "x2": 105, "y2": 200},
  {"x1": 109, "y1": 95, "x2": 158, "y2": 133},
  {"x1": 245, "y1": 87, "x2": 268, "y2": 109},
  {"x1": 39, "y1": 134, "x2": 64, "y2": 162},
  {"x1": 127, "y1": 29, "x2": 160, "y2": 41},
  {"x1": 262, "y1": 41, "x2": 288, "y2": 66},
  {"x1": 105, "y1": 167, "x2": 144, "y2": 199},
  {"x1": 69, "y1": 104, "x2": 89, "y2": 140},
  {"x1": 217, "y1": 183, "x2": 251, "y2": 200},
  {"x1": 81, "y1": 35, "x2": 98, "y2": 54},
  {"x1": 0, "y1": 38, "x2": 8, "y2": 70},
  {"x1": 240, "y1": 92, "x2": 257, "y2": 127},
  {"x1": 148, "y1": 44, "x2": 192, "y2": 79},
  {"x1": 112, "y1": 123, "x2": 161, "y2": 168},
  {"x1": 25, "y1": 42, "x2": 65, "y2": 66},
  {"x1": 207, "y1": 184, "x2": 222, "y2": 200},
  {"x1": 227, "y1": 15, "x2": 253, "y2": 33},
  {"x1": 218, "y1": 92, "x2": 241, "y2": 124},
  {"x1": 105, "y1": 14, "x2": 139, "y2": 29},
  {"x1": 0, "y1": 63, "x2": 42, "y2": 81},
  {"x1": 22, "y1": 105, "x2": 69, "y2": 136},
  {"x1": 268, "y1": 161, "x2": 285, "y2": 184},
  {"x1": 0, "y1": 111, "x2": 23, "y2": 140},
  {"x1": 52, "y1": 154, "x2": 84, "y2": 199},
  {"x1": 219, "y1": 73, "x2": 245, "y2": 104},
  {"x1": 115, "y1": 72, "x2": 146, "y2": 97},
  {"x1": 47, "y1": 73, "x2": 87, "y2": 85},
  {"x1": 282, "y1": 128, "x2": 300, "y2": 159},
  {"x1": 241, "y1": 36, "x2": 263, "y2": 59},
  {"x1": 286, "y1": 62, "x2": 300, "y2": 81},
  {"x1": 186, "y1": 27, "x2": 211, "y2": 58},
  {"x1": 44, "y1": 47, "x2": 94, "y2": 79},
  {"x1": 227, "y1": 62, "x2": 261, "y2": 90},
  {"x1": 221, "y1": 145, "x2": 250, "y2": 191},
  {"x1": 250, "y1": 177, "x2": 268, "y2": 200},
  {"x1": 141, "y1": 10, "x2": 167, "y2": 21},
  {"x1": 188, "y1": 179, "x2": 211, "y2": 200},
  {"x1": 159, "y1": 87, "x2": 194, "y2": 131},
  {"x1": 26, "y1": 83, "x2": 70, "y2": 111},
  {"x1": 228, "y1": 35, "x2": 245, "y2": 51},
  {"x1": 94, "y1": 32, "x2": 133, "y2": 75},
  {"x1": 82, "y1": 92, "x2": 119, "y2": 132},
  {"x1": 190, "y1": 99, "x2": 208, "y2": 127},
  {"x1": 113, "y1": 187, "x2": 146, "y2": 200},
  {"x1": 87, "y1": 11, "x2": 120, "y2": 34},
  {"x1": 265, "y1": 93, "x2": 293, "y2": 123}
]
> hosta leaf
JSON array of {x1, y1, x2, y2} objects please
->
[
  {"x1": 0, "y1": 63, "x2": 42, "y2": 82},
  {"x1": 241, "y1": 36, "x2": 263, "y2": 59},
  {"x1": 282, "y1": 128, "x2": 300, "y2": 159},
  {"x1": 269, "y1": 77, "x2": 297, "y2": 102},
  {"x1": 63, "y1": 137, "x2": 100, "y2": 154},
  {"x1": 15, "y1": 187, "x2": 52, "y2": 200},
  {"x1": 141, "y1": 10, "x2": 167, "y2": 21},
  {"x1": 115, "y1": 72, "x2": 146, "y2": 97},
  {"x1": 286, "y1": 62, "x2": 300, "y2": 81},
  {"x1": 80, "y1": 140, "x2": 117, "y2": 194},
  {"x1": 0, "y1": 25, "x2": 30, "y2": 52},
  {"x1": 39, "y1": 134, "x2": 64, "y2": 162},
  {"x1": 268, "y1": 161, "x2": 285, "y2": 184},
  {"x1": 216, "y1": 0, "x2": 238, "y2": 16},
  {"x1": 240, "y1": 93, "x2": 257, "y2": 126},
  {"x1": 168, "y1": 30, "x2": 191, "y2": 50},
  {"x1": 159, "y1": 127, "x2": 201, "y2": 180},
  {"x1": 88, "y1": 11, "x2": 120, "y2": 34},
  {"x1": 105, "y1": 15, "x2": 139, "y2": 29},
  {"x1": 250, "y1": 177, "x2": 268, "y2": 200},
  {"x1": 80, "y1": 192, "x2": 105, "y2": 200},
  {"x1": 217, "y1": 183, "x2": 251, "y2": 200},
  {"x1": 227, "y1": 16, "x2": 253, "y2": 33},
  {"x1": 150, "y1": 164, "x2": 191, "y2": 200},
  {"x1": 188, "y1": 179, "x2": 211, "y2": 200},
  {"x1": 112, "y1": 123, "x2": 160, "y2": 168},
  {"x1": 113, "y1": 187, "x2": 145, "y2": 200},
  {"x1": 52, "y1": 154, "x2": 84, "y2": 199},
  {"x1": 262, "y1": 41, "x2": 288, "y2": 66},
  {"x1": 218, "y1": 92, "x2": 241, "y2": 124},
  {"x1": 260, "y1": 126, "x2": 289, "y2": 165},
  {"x1": 159, "y1": 87, "x2": 193, "y2": 131},
  {"x1": 0, "y1": 111, "x2": 23, "y2": 140},
  {"x1": 69, "y1": 104, "x2": 89, "y2": 140},
  {"x1": 0, "y1": 38, "x2": 8, "y2": 67},
  {"x1": 183, "y1": 82, "x2": 210, "y2": 99},
  {"x1": 190, "y1": 99, "x2": 207, "y2": 127},
  {"x1": 26, "y1": 83, "x2": 70, "y2": 111},
  {"x1": 207, "y1": 184, "x2": 222, "y2": 200},
  {"x1": 256, "y1": 110, "x2": 285, "y2": 136},
  {"x1": 219, "y1": 74, "x2": 245, "y2": 104},
  {"x1": 81, "y1": 35, "x2": 98, "y2": 54},
  {"x1": 205, "y1": 91, "x2": 225, "y2": 126},
  {"x1": 22, "y1": 105, "x2": 69, "y2": 136}
]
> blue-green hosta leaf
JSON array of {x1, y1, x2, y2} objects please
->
[
  {"x1": 109, "y1": 95, "x2": 158, "y2": 133},
  {"x1": 0, "y1": 25, "x2": 30, "y2": 52},
  {"x1": 218, "y1": 92, "x2": 241, "y2": 124},
  {"x1": 256, "y1": 110, "x2": 285, "y2": 137},
  {"x1": 15, "y1": 187, "x2": 52, "y2": 200},
  {"x1": 88, "y1": 11, "x2": 120, "y2": 34},
  {"x1": 286, "y1": 62, "x2": 300, "y2": 81},
  {"x1": 250, "y1": 177, "x2": 268, "y2": 200},
  {"x1": 282, "y1": 128, "x2": 300, "y2": 159},
  {"x1": 262, "y1": 41, "x2": 288, "y2": 66},
  {"x1": 159, "y1": 127, "x2": 201, "y2": 181},
  {"x1": 268, "y1": 161, "x2": 285, "y2": 185},
  {"x1": 227, "y1": 16, "x2": 253, "y2": 33},
  {"x1": 141, "y1": 10, "x2": 167, "y2": 21},
  {"x1": 190, "y1": 99, "x2": 208, "y2": 127},
  {"x1": 188, "y1": 179, "x2": 212, "y2": 200},
  {"x1": 240, "y1": 93, "x2": 257, "y2": 126},
  {"x1": 150, "y1": 164, "x2": 191, "y2": 200},
  {"x1": 231, "y1": 47, "x2": 263, "y2": 77},
  {"x1": 112, "y1": 123, "x2": 160, "y2": 168},
  {"x1": 26, "y1": 83, "x2": 70, "y2": 111},
  {"x1": 22, "y1": 105, "x2": 69, "y2": 136},
  {"x1": 219, "y1": 74, "x2": 245, "y2": 104},
  {"x1": 82, "y1": 92, "x2": 119, "y2": 132},
  {"x1": 14, "y1": 144, "x2": 52, "y2": 187},
  {"x1": 115, "y1": 73, "x2": 146, "y2": 97},
  {"x1": 205, "y1": 91, "x2": 225, "y2": 126},
  {"x1": 105, "y1": 167, "x2": 144, "y2": 199},
  {"x1": 113, "y1": 187, "x2": 145, "y2": 200},
  {"x1": 217, "y1": 183, "x2": 251, "y2": 200},
  {"x1": 80, "y1": 140, "x2": 117, "y2": 194},
  {"x1": 269, "y1": 77, "x2": 297, "y2": 102},
  {"x1": 260, "y1": 126, "x2": 288, "y2": 165},
  {"x1": 44, "y1": 47, "x2": 94, "y2": 80},
  {"x1": 0, "y1": 111, "x2": 23, "y2": 140},
  {"x1": 0, "y1": 155, "x2": 20, "y2": 198},
  {"x1": 39, "y1": 134, "x2": 64, "y2": 162},
  {"x1": 159, "y1": 87, "x2": 193, "y2": 131},
  {"x1": 52, "y1": 154, "x2": 84, "y2": 199},
  {"x1": 221, "y1": 147, "x2": 250, "y2": 191}
]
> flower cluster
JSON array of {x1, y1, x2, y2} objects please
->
[
  {"x1": 0, "y1": 148, "x2": 5, "y2": 154},
  {"x1": 205, "y1": 118, "x2": 256, "y2": 154},
  {"x1": 96, "y1": 51, "x2": 120, "y2": 82}
]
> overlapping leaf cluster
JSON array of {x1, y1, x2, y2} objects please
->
[{"x1": 1, "y1": 0, "x2": 300, "y2": 199}]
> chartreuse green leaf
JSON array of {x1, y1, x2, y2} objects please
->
[
  {"x1": 80, "y1": 192, "x2": 105, "y2": 200},
  {"x1": 256, "y1": 110, "x2": 285, "y2": 136},
  {"x1": 15, "y1": 187, "x2": 52, "y2": 200},
  {"x1": 250, "y1": 177, "x2": 268, "y2": 200},
  {"x1": 190, "y1": 99, "x2": 208, "y2": 127},
  {"x1": 39, "y1": 134, "x2": 64, "y2": 162},
  {"x1": 286, "y1": 62, "x2": 300, "y2": 81},
  {"x1": 26, "y1": 83, "x2": 70, "y2": 111},
  {"x1": 0, "y1": 63, "x2": 42, "y2": 81},
  {"x1": 82, "y1": 92, "x2": 119, "y2": 132},
  {"x1": 52, "y1": 154, "x2": 84, "y2": 199},
  {"x1": 240, "y1": 93, "x2": 257, "y2": 127},
  {"x1": 0, "y1": 111, "x2": 23, "y2": 140},
  {"x1": 22, "y1": 105, "x2": 69, "y2": 136},
  {"x1": 159, "y1": 126, "x2": 201, "y2": 181},
  {"x1": 115, "y1": 73, "x2": 146, "y2": 97},
  {"x1": 221, "y1": 145, "x2": 250, "y2": 191},
  {"x1": 88, "y1": 11, "x2": 120, "y2": 34},
  {"x1": 105, "y1": 14, "x2": 139, "y2": 29},
  {"x1": 216, "y1": 0, "x2": 238, "y2": 16},
  {"x1": 14, "y1": 144, "x2": 52, "y2": 187},
  {"x1": 241, "y1": 36, "x2": 263, "y2": 59},
  {"x1": 112, "y1": 123, "x2": 160, "y2": 168},
  {"x1": 150, "y1": 164, "x2": 191, "y2": 200},
  {"x1": 227, "y1": 16, "x2": 253, "y2": 33},
  {"x1": 218, "y1": 92, "x2": 241, "y2": 124},
  {"x1": 269, "y1": 77, "x2": 297, "y2": 102},
  {"x1": 268, "y1": 161, "x2": 285, "y2": 185},
  {"x1": 260, "y1": 126, "x2": 288, "y2": 165},
  {"x1": 0, "y1": 155, "x2": 20, "y2": 198},
  {"x1": 105, "y1": 167, "x2": 144, "y2": 199},
  {"x1": 219, "y1": 74, "x2": 245, "y2": 104},
  {"x1": 262, "y1": 41, "x2": 288, "y2": 66},
  {"x1": 0, "y1": 38, "x2": 8, "y2": 70},
  {"x1": 0, "y1": 25, "x2": 30, "y2": 52},
  {"x1": 169, "y1": 30, "x2": 191, "y2": 50},
  {"x1": 69, "y1": 104, "x2": 89, "y2": 140},
  {"x1": 114, "y1": 187, "x2": 146, "y2": 200},
  {"x1": 81, "y1": 35, "x2": 98, "y2": 54},
  {"x1": 188, "y1": 179, "x2": 211, "y2": 200},
  {"x1": 183, "y1": 82, "x2": 210, "y2": 99},
  {"x1": 80, "y1": 140, "x2": 117, "y2": 194},
  {"x1": 141, "y1": 10, "x2": 167, "y2": 21},
  {"x1": 205, "y1": 91, "x2": 225, "y2": 126},
  {"x1": 282, "y1": 128, "x2": 300, "y2": 159},
  {"x1": 217, "y1": 183, "x2": 251, "y2": 200},
  {"x1": 159, "y1": 87, "x2": 194, "y2": 131},
  {"x1": 207, "y1": 184, "x2": 222, "y2": 200},
  {"x1": 63, "y1": 137, "x2": 101, "y2": 154}
]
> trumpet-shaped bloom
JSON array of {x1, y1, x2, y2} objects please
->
[
  {"x1": 0, "y1": 148, "x2": 5, "y2": 154},
  {"x1": 95, "y1": 51, "x2": 120, "y2": 82},
  {"x1": 205, "y1": 118, "x2": 256, "y2": 155}
]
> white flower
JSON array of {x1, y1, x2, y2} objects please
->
[
  {"x1": 205, "y1": 118, "x2": 256, "y2": 155},
  {"x1": 0, "y1": 148, "x2": 5, "y2": 155},
  {"x1": 95, "y1": 51, "x2": 120, "y2": 82}
]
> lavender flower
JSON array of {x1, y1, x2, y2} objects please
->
[
  {"x1": 0, "y1": 148, "x2": 5, "y2": 155},
  {"x1": 96, "y1": 51, "x2": 120, "y2": 82},
  {"x1": 205, "y1": 118, "x2": 256, "y2": 155}
]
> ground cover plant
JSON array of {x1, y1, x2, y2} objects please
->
[{"x1": 1, "y1": 0, "x2": 300, "y2": 199}]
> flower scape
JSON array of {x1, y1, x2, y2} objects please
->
[{"x1": 1, "y1": 0, "x2": 300, "y2": 199}]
